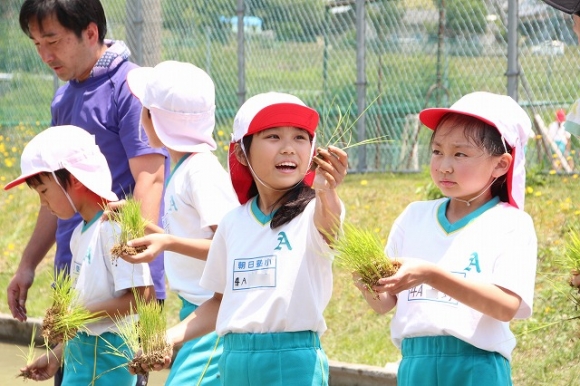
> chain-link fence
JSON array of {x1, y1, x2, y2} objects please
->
[{"x1": 1, "y1": 0, "x2": 579, "y2": 173}]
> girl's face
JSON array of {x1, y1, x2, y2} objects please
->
[
  {"x1": 31, "y1": 174, "x2": 76, "y2": 220},
  {"x1": 245, "y1": 126, "x2": 313, "y2": 192},
  {"x1": 430, "y1": 120, "x2": 506, "y2": 204},
  {"x1": 140, "y1": 107, "x2": 164, "y2": 148}
]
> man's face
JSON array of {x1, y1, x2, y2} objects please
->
[{"x1": 27, "y1": 14, "x2": 95, "y2": 82}]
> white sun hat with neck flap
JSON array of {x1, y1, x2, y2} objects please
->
[
  {"x1": 127, "y1": 60, "x2": 217, "y2": 153},
  {"x1": 419, "y1": 91, "x2": 534, "y2": 209},
  {"x1": 4, "y1": 125, "x2": 118, "y2": 202}
]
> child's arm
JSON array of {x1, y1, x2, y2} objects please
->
[
  {"x1": 121, "y1": 225, "x2": 217, "y2": 263},
  {"x1": 20, "y1": 343, "x2": 62, "y2": 381},
  {"x1": 311, "y1": 145, "x2": 348, "y2": 242},
  {"x1": 85, "y1": 285, "x2": 155, "y2": 318},
  {"x1": 375, "y1": 259, "x2": 521, "y2": 322}
]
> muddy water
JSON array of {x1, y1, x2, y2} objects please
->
[{"x1": 0, "y1": 341, "x2": 169, "y2": 385}]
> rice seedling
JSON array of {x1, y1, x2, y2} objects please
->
[
  {"x1": 108, "y1": 291, "x2": 171, "y2": 376},
  {"x1": 17, "y1": 324, "x2": 38, "y2": 380},
  {"x1": 108, "y1": 196, "x2": 150, "y2": 261},
  {"x1": 331, "y1": 222, "x2": 400, "y2": 300},
  {"x1": 562, "y1": 225, "x2": 580, "y2": 289},
  {"x1": 42, "y1": 270, "x2": 104, "y2": 347},
  {"x1": 311, "y1": 96, "x2": 390, "y2": 170}
]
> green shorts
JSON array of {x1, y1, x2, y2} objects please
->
[
  {"x1": 219, "y1": 331, "x2": 328, "y2": 386},
  {"x1": 63, "y1": 332, "x2": 136, "y2": 386},
  {"x1": 398, "y1": 336, "x2": 512, "y2": 386},
  {"x1": 165, "y1": 298, "x2": 222, "y2": 385}
]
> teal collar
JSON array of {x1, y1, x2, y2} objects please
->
[
  {"x1": 82, "y1": 210, "x2": 103, "y2": 233},
  {"x1": 250, "y1": 196, "x2": 277, "y2": 225},
  {"x1": 437, "y1": 196, "x2": 500, "y2": 234},
  {"x1": 166, "y1": 153, "x2": 193, "y2": 187}
]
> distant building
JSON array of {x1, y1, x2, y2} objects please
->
[{"x1": 220, "y1": 15, "x2": 263, "y2": 34}]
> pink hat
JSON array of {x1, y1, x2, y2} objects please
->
[
  {"x1": 127, "y1": 60, "x2": 217, "y2": 153},
  {"x1": 229, "y1": 92, "x2": 319, "y2": 204},
  {"x1": 4, "y1": 125, "x2": 118, "y2": 202},
  {"x1": 419, "y1": 91, "x2": 533, "y2": 209}
]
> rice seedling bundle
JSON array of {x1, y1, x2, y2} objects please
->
[
  {"x1": 116, "y1": 292, "x2": 171, "y2": 375},
  {"x1": 108, "y1": 197, "x2": 150, "y2": 261},
  {"x1": 42, "y1": 271, "x2": 103, "y2": 346},
  {"x1": 332, "y1": 223, "x2": 400, "y2": 300}
]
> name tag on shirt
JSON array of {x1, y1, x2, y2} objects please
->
[
  {"x1": 406, "y1": 271, "x2": 466, "y2": 305},
  {"x1": 232, "y1": 255, "x2": 277, "y2": 290}
]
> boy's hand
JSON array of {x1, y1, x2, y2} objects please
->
[
  {"x1": 21, "y1": 351, "x2": 60, "y2": 381},
  {"x1": 101, "y1": 199, "x2": 126, "y2": 221}
]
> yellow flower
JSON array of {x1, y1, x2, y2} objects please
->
[
  {"x1": 549, "y1": 170, "x2": 556, "y2": 175},
  {"x1": 4, "y1": 159, "x2": 13, "y2": 168},
  {"x1": 526, "y1": 186, "x2": 533, "y2": 194},
  {"x1": 575, "y1": 210, "x2": 580, "y2": 215},
  {"x1": 360, "y1": 180, "x2": 368, "y2": 186},
  {"x1": 534, "y1": 191, "x2": 542, "y2": 197},
  {"x1": 218, "y1": 130, "x2": 224, "y2": 137},
  {"x1": 535, "y1": 134, "x2": 542, "y2": 140},
  {"x1": 574, "y1": 174, "x2": 579, "y2": 179},
  {"x1": 7, "y1": 243, "x2": 14, "y2": 251},
  {"x1": 223, "y1": 145, "x2": 229, "y2": 151}
]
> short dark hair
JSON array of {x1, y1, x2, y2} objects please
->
[
  {"x1": 26, "y1": 169, "x2": 72, "y2": 190},
  {"x1": 19, "y1": 0, "x2": 107, "y2": 43}
]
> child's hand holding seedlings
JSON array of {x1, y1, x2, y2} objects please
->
[
  {"x1": 311, "y1": 145, "x2": 348, "y2": 191},
  {"x1": 372, "y1": 258, "x2": 437, "y2": 296},
  {"x1": 21, "y1": 344, "x2": 62, "y2": 381}
]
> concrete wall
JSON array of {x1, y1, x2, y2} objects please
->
[{"x1": 0, "y1": 313, "x2": 397, "y2": 386}]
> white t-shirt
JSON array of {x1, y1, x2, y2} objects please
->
[
  {"x1": 548, "y1": 121, "x2": 570, "y2": 143},
  {"x1": 201, "y1": 197, "x2": 340, "y2": 336},
  {"x1": 70, "y1": 213, "x2": 153, "y2": 335},
  {"x1": 163, "y1": 152, "x2": 239, "y2": 306},
  {"x1": 386, "y1": 197, "x2": 537, "y2": 361}
]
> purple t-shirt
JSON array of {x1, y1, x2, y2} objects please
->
[{"x1": 50, "y1": 41, "x2": 168, "y2": 299}]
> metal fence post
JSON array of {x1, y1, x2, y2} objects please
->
[
  {"x1": 237, "y1": 0, "x2": 246, "y2": 107},
  {"x1": 125, "y1": 0, "x2": 161, "y2": 66},
  {"x1": 507, "y1": 0, "x2": 519, "y2": 100},
  {"x1": 356, "y1": 0, "x2": 367, "y2": 172}
]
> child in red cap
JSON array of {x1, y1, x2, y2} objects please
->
[
  {"x1": 356, "y1": 92, "x2": 537, "y2": 386},
  {"x1": 134, "y1": 92, "x2": 348, "y2": 385}
]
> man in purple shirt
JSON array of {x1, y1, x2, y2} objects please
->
[{"x1": 10, "y1": 0, "x2": 167, "y2": 328}]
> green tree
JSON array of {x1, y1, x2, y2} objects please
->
[{"x1": 444, "y1": 0, "x2": 487, "y2": 37}]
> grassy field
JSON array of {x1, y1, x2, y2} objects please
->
[{"x1": 1, "y1": 129, "x2": 580, "y2": 384}]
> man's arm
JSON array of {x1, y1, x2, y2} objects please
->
[
  {"x1": 128, "y1": 153, "x2": 166, "y2": 224},
  {"x1": 7, "y1": 206, "x2": 57, "y2": 321}
]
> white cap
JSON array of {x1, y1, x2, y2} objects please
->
[
  {"x1": 4, "y1": 125, "x2": 118, "y2": 202},
  {"x1": 419, "y1": 91, "x2": 533, "y2": 209},
  {"x1": 127, "y1": 60, "x2": 217, "y2": 152}
]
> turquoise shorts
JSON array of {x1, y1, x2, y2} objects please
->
[
  {"x1": 165, "y1": 297, "x2": 222, "y2": 386},
  {"x1": 398, "y1": 336, "x2": 512, "y2": 386},
  {"x1": 219, "y1": 330, "x2": 328, "y2": 386},
  {"x1": 63, "y1": 331, "x2": 136, "y2": 386}
]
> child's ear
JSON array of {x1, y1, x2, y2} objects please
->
[
  {"x1": 69, "y1": 175, "x2": 84, "y2": 191},
  {"x1": 493, "y1": 153, "x2": 513, "y2": 177},
  {"x1": 234, "y1": 143, "x2": 248, "y2": 166}
]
